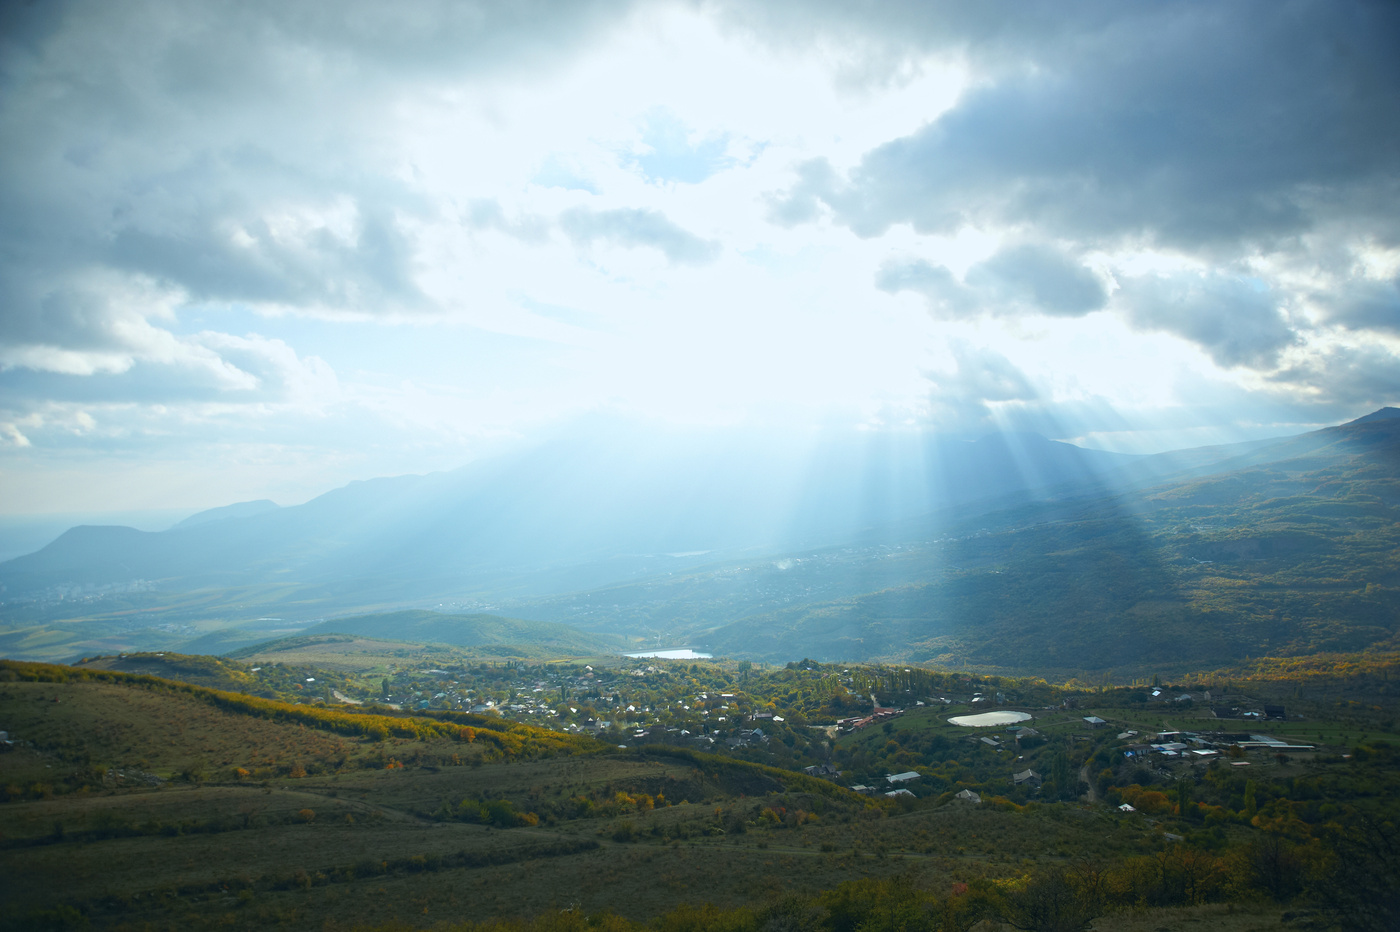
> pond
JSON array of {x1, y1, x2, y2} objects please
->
[
  {"x1": 947, "y1": 710, "x2": 1033, "y2": 727},
  {"x1": 622, "y1": 648, "x2": 713, "y2": 659}
]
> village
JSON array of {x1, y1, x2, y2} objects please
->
[{"x1": 323, "y1": 656, "x2": 1336, "y2": 812}]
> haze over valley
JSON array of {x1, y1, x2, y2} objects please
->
[{"x1": 3, "y1": 408, "x2": 1397, "y2": 679}]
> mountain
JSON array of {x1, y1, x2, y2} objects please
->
[
  {"x1": 1, "y1": 410, "x2": 1396, "y2": 673},
  {"x1": 656, "y1": 410, "x2": 1400, "y2": 673},
  {"x1": 172, "y1": 499, "x2": 281, "y2": 529},
  {"x1": 0, "y1": 423, "x2": 1138, "y2": 626}
]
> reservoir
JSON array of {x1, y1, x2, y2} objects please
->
[
  {"x1": 623, "y1": 648, "x2": 713, "y2": 660},
  {"x1": 948, "y1": 711, "x2": 1032, "y2": 727}
]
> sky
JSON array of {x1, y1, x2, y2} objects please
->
[{"x1": 2, "y1": 0, "x2": 1398, "y2": 517}]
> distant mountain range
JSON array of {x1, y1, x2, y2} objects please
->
[
  {"x1": 0, "y1": 423, "x2": 1151, "y2": 607},
  {"x1": 1, "y1": 410, "x2": 1396, "y2": 673}
]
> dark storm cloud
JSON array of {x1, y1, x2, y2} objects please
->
[
  {"x1": 559, "y1": 208, "x2": 721, "y2": 265},
  {"x1": 1319, "y1": 276, "x2": 1400, "y2": 335},
  {"x1": 1118, "y1": 273, "x2": 1297, "y2": 370},
  {"x1": 1269, "y1": 344, "x2": 1400, "y2": 406},
  {"x1": 769, "y1": 2, "x2": 1400, "y2": 251},
  {"x1": 877, "y1": 242, "x2": 1105, "y2": 319}
]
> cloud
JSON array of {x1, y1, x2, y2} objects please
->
[
  {"x1": 0, "y1": 0, "x2": 644, "y2": 348},
  {"x1": 924, "y1": 343, "x2": 1040, "y2": 431},
  {"x1": 0, "y1": 332, "x2": 339, "y2": 407},
  {"x1": 764, "y1": 159, "x2": 839, "y2": 227},
  {"x1": 877, "y1": 242, "x2": 1106, "y2": 319},
  {"x1": 764, "y1": 3, "x2": 1400, "y2": 253},
  {"x1": 559, "y1": 207, "x2": 720, "y2": 265},
  {"x1": 1318, "y1": 275, "x2": 1400, "y2": 335},
  {"x1": 106, "y1": 201, "x2": 425, "y2": 312},
  {"x1": 875, "y1": 259, "x2": 975, "y2": 317},
  {"x1": 1117, "y1": 273, "x2": 1297, "y2": 370},
  {"x1": 1268, "y1": 343, "x2": 1400, "y2": 408},
  {"x1": 967, "y1": 244, "x2": 1107, "y2": 317},
  {"x1": 0, "y1": 270, "x2": 190, "y2": 372},
  {"x1": 463, "y1": 199, "x2": 551, "y2": 243}
]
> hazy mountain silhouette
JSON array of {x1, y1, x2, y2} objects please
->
[{"x1": 0, "y1": 422, "x2": 1142, "y2": 604}]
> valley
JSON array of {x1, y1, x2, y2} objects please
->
[{"x1": 3, "y1": 648, "x2": 1399, "y2": 930}]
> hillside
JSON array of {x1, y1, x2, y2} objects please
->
[
  {"x1": 297, "y1": 610, "x2": 623, "y2": 656},
  {"x1": 3, "y1": 656, "x2": 1399, "y2": 930},
  {"x1": 510, "y1": 410, "x2": 1400, "y2": 675}
]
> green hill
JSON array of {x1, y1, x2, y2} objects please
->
[{"x1": 298, "y1": 610, "x2": 623, "y2": 656}]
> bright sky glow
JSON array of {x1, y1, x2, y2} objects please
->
[{"x1": 1, "y1": 1, "x2": 1397, "y2": 515}]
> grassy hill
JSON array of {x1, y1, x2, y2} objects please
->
[{"x1": 4, "y1": 657, "x2": 1400, "y2": 930}]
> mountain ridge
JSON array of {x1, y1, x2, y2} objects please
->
[{"x1": 1, "y1": 410, "x2": 1396, "y2": 672}]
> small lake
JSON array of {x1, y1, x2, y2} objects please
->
[
  {"x1": 623, "y1": 649, "x2": 713, "y2": 660},
  {"x1": 948, "y1": 711, "x2": 1032, "y2": 727}
]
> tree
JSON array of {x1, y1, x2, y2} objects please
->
[
  {"x1": 1003, "y1": 866, "x2": 1099, "y2": 932},
  {"x1": 1311, "y1": 816, "x2": 1400, "y2": 932},
  {"x1": 1052, "y1": 751, "x2": 1072, "y2": 801},
  {"x1": 1240, "y1": 830, "x2": 1308, "y2": 902},
  {"x1": 1175, "y1": 778, "x2": 1192, "y2": 820}
]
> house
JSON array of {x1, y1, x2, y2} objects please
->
[
  {"x1": 803, "y1": 763, "x2": 841, "y2": 778},
  {"x1": 885, "y1": 788, "x2": 915, "y2": 798},
  {"x1": 1083, "y1": 716, "x2": 1107, "y2": 728},
  {"x1": 954, "y1": 789, "x2": 982, "y2": 804},
  {"x1": 1118, "y1": 803, "x2": 1137, "y2": 812},
  {"x1": 979, "y1": 736, "x2": 1001, "y2": 747},
  {"x1": 1012, "y1": 769, "x2": 1042, "y2": 788},
  {"x1": 887, "y1": 771, "x2": 921, "y2": 784}
]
